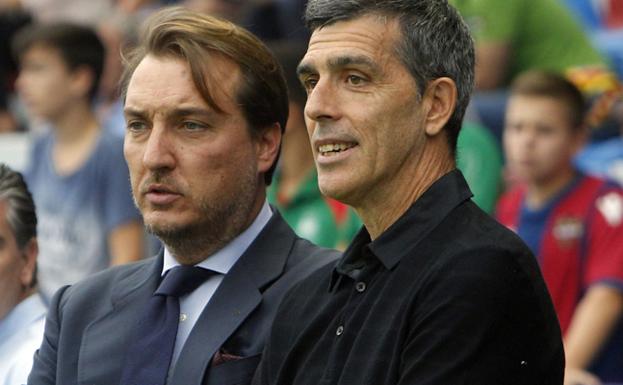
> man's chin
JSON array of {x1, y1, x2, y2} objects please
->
[
  {"x1": 145, "y1": 222, "x2": 187, "y2": 240},
  {"x1": 319, "y1": 178, "x2": 357, "y2": 205}
]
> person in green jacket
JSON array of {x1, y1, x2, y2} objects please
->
[{"x1": 450, "y1": 0, "x2": 608, "y2": 91}]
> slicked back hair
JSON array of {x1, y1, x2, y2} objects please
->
[
  {"x1": 304, "y1": 0, "x2": 475, "y2": 155},
  {"x1": 0, "y1": 164, "x2": 37, "y2": 250},
  {"x1": 120, "y1": 7, "x2": 289, "y2": 185}
]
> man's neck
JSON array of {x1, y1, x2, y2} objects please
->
[
  {"x1": 50, "y1": 103, "x2": 100, "y2": 175},
  {"x1": 355, "y1": 137, "x2": 455, "y2": 239},
  {"x1": 165, "y1": 191, "x2": 268, "y2": 265},
  {"x1": 52, "y1": 102, "x2": 99, "y2": 144}
]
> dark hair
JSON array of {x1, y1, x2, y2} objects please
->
[
  {"x1": 0, "y1": 163, "x2": 37, "y2": 250},
  {"x1": 12, "y1": 22, "x2": 106, "y2": 101},
  {"x1": 510, "y1": 71, "x2": 587, "y2": 130},
  {"x1": 269, "y1": 41, "x2": 307, "y2": 105},
  {"x1": 120, "y1": 6, "x2": 289, "y2": 185},
  {"x1": 304, "y1": 0, "x2": 475, "y2": 155}
]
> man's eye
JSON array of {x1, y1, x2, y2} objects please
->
[
  {"x1": 347, "y1": 75, "x2": 365, "y2": 85},
  {"x1": 182, "y1": 121, "x2": 205, "y2": 131},
  {"x1": 302, "y1": 77, "x2": 318, "y2": 91},
  {"x1": 127, "y1": 121, "x2": 147, "y2": 132}
]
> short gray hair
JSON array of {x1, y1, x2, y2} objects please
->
[
  {"x1": 0, "y1": 164, "x2": 37, "y2": 249},
  {"x1": 305, "y1": 0, "x2": 475, "y2": 155}
]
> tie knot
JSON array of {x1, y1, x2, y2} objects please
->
[{"x1": 155, "y1": 265, "x2": 214, "y2": 298}]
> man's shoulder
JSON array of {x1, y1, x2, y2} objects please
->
[
  {"x1": 58, "y1": 257, "x2": 156, "y2": 307},
  {"x1": 261, "y1": 209, "x2": 340, "y2": 273},
  {"x1": 444, "y1": 199, "x2": 529, "y2": 250},
  {"x1": 272, "y1": 235, "x2": 339, "y2": 295},
  {"x1": 269, "y1": 255, "x2": 337, "y2": 314},
  {"x1": 288, "y1": 237, "x2": 340, "y2": 268},
  {"x1": 418, "y1": 200, "x2": 539, "y2": 286}
]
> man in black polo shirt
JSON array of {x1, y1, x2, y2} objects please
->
[{"x1": 252, "y1": 0, "x2": 565, "y2": 384}]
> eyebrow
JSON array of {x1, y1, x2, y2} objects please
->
[
  {"x1": 169, "y1": 107, "x2": 216, "y2": 120},
  {"x1": 123, "y1": 107, "x2": 145, "y2": 119},
  {"x1": 297, "y1": 54, "x2": 381, "y2": 78}
]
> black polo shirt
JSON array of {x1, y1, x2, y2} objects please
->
[{"x1": 253, "y1": 170, "x2": 564, "y2": 385}]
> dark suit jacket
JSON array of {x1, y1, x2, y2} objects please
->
[{"x1": 27, "y1": 211, "x2": 339, "y2": 385}]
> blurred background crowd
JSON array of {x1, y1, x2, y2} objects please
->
[{"x1": 1, "y1": 0, "x2": 623, "y2": 384}]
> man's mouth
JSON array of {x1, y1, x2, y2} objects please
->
[{"x1": 318, "y1": 143, "x2": 356, "y2": 157}]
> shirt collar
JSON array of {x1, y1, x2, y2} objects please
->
[
  {"x1": 330, "y1": 169, "x2": 472, "y2": 291},
  {"x1": 163, "y1": 201, "x2": 273, "y2": 275},
  {"x1": 0, "y1": 293, "x2": 47, "y2": 343}
]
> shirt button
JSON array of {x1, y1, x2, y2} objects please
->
[
  {"x1": 355, "y1": 282, "x2": 366, "y2": 293},
  {"x1": 336, "y1": 325, "x2": 344, "y2": 336},
  {"x1": 180, "y1": 313, "x2": 188, "y2": 322}
]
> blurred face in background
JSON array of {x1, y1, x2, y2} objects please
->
[
  {"x1": 16, "y1": 44, "x2": 86, "y2": 122},
  {"x1": 504, "y1": 95, "x2": 584, "y2": 185}
]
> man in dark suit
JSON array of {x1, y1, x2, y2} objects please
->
[{"x1": 27, "y1": 7, "x2": 338, "y2": 385}]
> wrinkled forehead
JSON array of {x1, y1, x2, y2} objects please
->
[
  {"x1": 126, "y1": 53, "x2": 242, "y2": 112},
  {"x1": 301, "y1": 14, "x2": 402, "y2": 72}
]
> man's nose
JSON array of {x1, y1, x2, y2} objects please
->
[
  {"x1": 304, "y1": 79, "x2": 341, "y2": 122},
  {"x1": 142, "y1": 125, "x2": 176, "y2": 171}
]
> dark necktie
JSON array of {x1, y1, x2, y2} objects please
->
[{"x1": 119, "y1": 265, "x2": 214, "y2": 385}]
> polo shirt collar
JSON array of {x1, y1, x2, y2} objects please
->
[{"x1": 330, "y1": 169, "x2": 472, "y2": 290}]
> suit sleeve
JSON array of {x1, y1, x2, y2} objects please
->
[{"x1": 27, "y1": 286, "x2": 70, "y2": 385}]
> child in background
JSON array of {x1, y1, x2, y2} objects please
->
[
  {"x1": 497, "y1": 71, "x2": 623, "y2": 385},
  {"x1": 13, "y1": 22, "x2": 144, "y2": 300}
]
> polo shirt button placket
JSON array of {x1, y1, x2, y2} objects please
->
[{"x1": 355, "y1": 282, "x2": 366, "y2": 293}]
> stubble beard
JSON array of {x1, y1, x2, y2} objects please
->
[{"x1": 139, "y1": 167, "x2": 260, "y2": 264}]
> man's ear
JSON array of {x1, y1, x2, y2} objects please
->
[
  {"x1": 422, "y1": 77, "x2": 457, "y2": 137},
  {"x1": 256, "y1": 122, "x2": 282, "y2": 174},
  {"x1": 69, "y1": 65, "x2": 96, "y2": 100},
  {"x1": 20, "y1": 237, "x2": 38, "y2": 288}
]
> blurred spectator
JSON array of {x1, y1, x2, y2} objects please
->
[
  {"x1": 496, "y1": 71, "x2": 623, "y2": 385},
  {"x1": 449, "y1": 0, "x2": 607, "y2": 91},
  {"x1": 184, "y1": 0, "x2": 310, "y2": 42},
  {"x1": 12, "y1": 22, "x2": 144, "y2": 300},
  {"x1": 449, "y1": 0, "x2": 617, "y2": 145},
  {"x1": 184, "y1": 0, "x2": 252, "y2": 25},
  {"x1": 0, "y1": 9, "x2": 31, "y2": 133},
  {"x1": 0, "y1": 94, "x2": 18, "y2": 133},
  {"x1": 563, "y1": 0, "x2": 623, "y2": 78},
  {"x1": 0, "y1": 163, "x2": 45, "y2": 385},
  {"x1": 267, "y1": 42, "x2": 361, "y2": 250},
  {"x1": 0, "y1": 0, "x2": 115, "y2": 26}
]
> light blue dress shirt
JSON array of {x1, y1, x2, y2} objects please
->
[
  {"x1": 0, "y1": 293, "x2": 47, "y2": 385},
  {"x1": 162, "y1": 201, "x2": 273, "y2": 374}
]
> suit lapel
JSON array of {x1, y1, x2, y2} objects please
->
[
  {"x1": 77, "y1": 254, "x2": 163, "y2": 385},
  {"x1": 170, "y1": 212, "x2": 297, "y2": 385}
]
